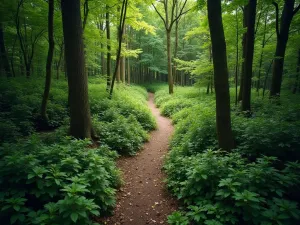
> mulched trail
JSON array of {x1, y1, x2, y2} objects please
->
[{"x1": 103, "y1": 93, "x2": 178, "y2": 225}]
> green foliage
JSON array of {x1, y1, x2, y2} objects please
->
[
  {"x1": 0, "y1": 78, "x2": 156, "y2": 157},
  {"x1": 0, "y1": 136, "x2": 120, "y2": 225},
  {"x1": 94, "y1": 115, "x2": 148, "y2": 155},
  {"x1": 166, "y1": 150, "x2": 300, "y2": 225},
  {"x1": 0, "y1": 78, "x2": 69, "y2": 142},
  {"x1": 154, "y1": 85, "x2": 300, "y2": 225}
]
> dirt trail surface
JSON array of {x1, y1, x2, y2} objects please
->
[{"x1": 104, "y1": 93, "x2": 178, "y2": 225}]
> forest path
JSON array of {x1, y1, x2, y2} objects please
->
[{"x1": 104, "y1": 93, "x2": 178, "y2": 225}]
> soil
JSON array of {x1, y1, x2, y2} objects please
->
[{"x1": 103, "y1": 93, "x2": 178, "y2": 225}]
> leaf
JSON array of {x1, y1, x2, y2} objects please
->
[
  {"x1": 70, "y1": 213, "x2": 78, "y2": 223},
  {"x1": 13, "y1": 205, "x2": 20, "y2": 211},
  {"x1": 10, "y1": 214, "x2": 19, "y2": 224},
  {"x1": 28, "y1": 174, "x2": 35, "y2": 179}
]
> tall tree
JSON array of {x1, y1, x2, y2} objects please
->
[
  {"x1": 15, "y1": 0, "x2": 44, "y2": 78},
  {"x1": 238, "y1": 6, "x2": 247, "y2": 102},
  {"x1": 207, "y1": 0, "x2": 235, "y2": 150},
  {"x1": 61, "y1": 0, "x2": 93, "y2": 138},
  {"x1": 109, "y1": 0, "x2": 128, "y2": 98},
  {"x1": 0, "y1": 22, "x2": 12, "y2": 77},
  {"x1": 270, "y1": 0, "x2": 300, "y2": 97},
  {"x1": 152, "y1": 0, "x2": 190, "y2": 94},
  {"x1": 41, "y1": 0, "x2": 54, "y2": 123},
  {"x1": 242, "y1": 0, "x2": 257, "y2": 112},
  {"x1": 106, "y1": 5, "x2": 111, "y2": 91}
]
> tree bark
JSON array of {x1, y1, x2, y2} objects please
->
[
  {"x1": 235, "y1": 9, "x2": 239, "y2": 105},
  {"x1": 238, "y1": 6, "x2": 248, "y2": 101},
  {"x1": 61, "y1": 0, "x2": 93, "y2": 139},
  {"x1": 207, "y1": 0, "x2": 235, "y2": 151},
  {"x1": 242, "y1": 0, "x2": 257, "y2": 112},
  {"x1": 56, "y1": 40, "x2": 64, "y2": 79},
  {"x1": 106, "y1": 6, "x2": 111, "y2": 91},
  {"x1": 41, "y1": 0, "x2": 54, "y2": 123},
  {"x1": 270, "y1": 0, "x2": 298, "y2": 97},
  {"x1": 257, "y1": 15, "x2": 267, "y2": 94},
  {"x1": 0, "y1": 23, "x2": 12, "y2": 77},
  {"x1": 120, "y1": 26, "x2": 126, "y2": 83},
  {"x1": 167, "y1": 30, "x2": 174, "y2": 94}
]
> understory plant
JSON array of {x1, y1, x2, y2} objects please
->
[
  {"x1": 0, "y1": 136, "x2": 121, "y2": 225},
  {"x1": 154, "y1": 86, "x2": 300, "y2": 225}
]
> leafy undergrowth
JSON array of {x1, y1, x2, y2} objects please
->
[
  {"x1": 0, "y1": 77, "x2": 156, "y2": 154},
  {"x1": 153, "y1": 85, "x2": 300, "y2": 225},
  {"x1": 0, "y1": 137, "x2": 121, "y2": 225},
  {"x1": 0, "y1": 77, "x2": 156, "y2": 224}
]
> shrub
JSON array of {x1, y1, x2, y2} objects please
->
[
  {"x1": 0, "y1": 136, "x2": 120, "y2": 225},
  {"x1": 165, "y1": 150, "x2": 300, "y2": 225},
  {"x1": 93, "y1": 115, "x2": 148, "y2": 155},
  {"x1": 154, "y1": 85, "x2": 300, "y2": 225}
]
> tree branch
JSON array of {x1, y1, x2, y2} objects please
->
[
  {"x1": 254, "y1": 4, "x2": 263, "y2": 35},
  {"x1": 152, "y1": 3, "x2": 167, "y2": 28},
  {"x1": 83, "y1": 0, "x2": 89, "y2": 31},
  {"x1": 293, "y1": 4, "x2": 300, "y2": 16},
  {"x1": 272, "y1": 1, "x2": 280, "y2": 39}
]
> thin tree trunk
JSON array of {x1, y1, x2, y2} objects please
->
[
  {"x1": 56, "y1": 40, "x2": 64, "y2": 79},
  {"x1": 10, "y1": 37, "x2": 17, "y2": 77},
  {"x1": 109, "y1": 0, "x2": 128, "y2": 98},
  {"x1": 270, "y1": 0, "x2": 298, "y2": 97},
  {"x1": 106, "y1": 6, "x2": 111, "y2": 91},
  {"x1": 235, "y1": 8, "x2": 239, "y2": 105},
  {"x1": 120, "y1": 26, "x2": 126, "y2": 83},
  {"x1": 207, "y1": 0, "x2": 235, "y2": 151},
  {"x1": 127, "y1": 58, "x2": 130, "y2": 85},
  {"x1": 41, "y1": 0, "x2": 54, "y2": 123},
  {"x1": 238, "y1": 6, "x2": 248, "y2": 101},
  {"x1": 257, "y1": 15, "x2": 268, "y2": 94},
  {"x1": 263, "y1": 60, "x2": 273, "y2": 97},
  {"x1": 242, "y1": 0, "x2": 257, "y2": 112},
  {"x1": 0, "y1": 23, "x2": 12, "y2": 77},
  {"x1": 61, "y1": 0, "x2": 93, "y2": 139},
  {"x1": 167, "y1": 30, "x2": 174, "y2": 94}
]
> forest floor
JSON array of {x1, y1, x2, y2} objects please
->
[{"x1": 103, "y1": 93, "x2": 178, "y2": 225}]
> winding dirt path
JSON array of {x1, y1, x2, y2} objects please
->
[{"x1": 104, "y1": 93, "x2": 178, "y2": 225}]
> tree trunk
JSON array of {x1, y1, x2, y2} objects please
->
[
  {"x1": 270, "y1": 0, "x2": 296, "y2": 97},
  {"x1": 61, "y1": 0, "x2": 93, "y2": 139},
  {"x1": 263, "y1": 60, "x2": 273, "y2": 97},
  {"x1": 235, "y1": 9, "x2": 239, "y2": 105},
  {"x1": 257, "y1": 15, "x2": 267, "y2": 94},
  {"x1": 167, "y1": 30, "x2": 174, "y2": 94},
  {"x1": 106, "y1": 6, "x2": 111, "y2": 91},
  {"x1": 207, "y1": 0, "x2": 235, "y2": 151},
  {"x1": 0, "y1": 23, "x2": 12, "y2": 77},
  {"x1": 41, "y1": 0, "x2": 54, "y2": 123},
  {"x1": 238, "y1": 6, "x2": 248, "y2": 101},
  {"x1": 120, "y1": 26, "x2": 126, "y2": 83},
  {"x1": 242, "y1": 0, "x2": 257, "y2": 112},
  {"x1": 127, "y1": 58, "x2": 130, "y2": 85},
  {"x1": 56, "y1": 40, "x2": 64, "y2": 79}
]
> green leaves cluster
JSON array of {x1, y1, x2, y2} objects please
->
[
  {"x1": 154, "y1": 85, "x2": 300, "y2": 225},
  {"x1": 0, "y1": 137, "x2": 120, "y2": 225}
]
